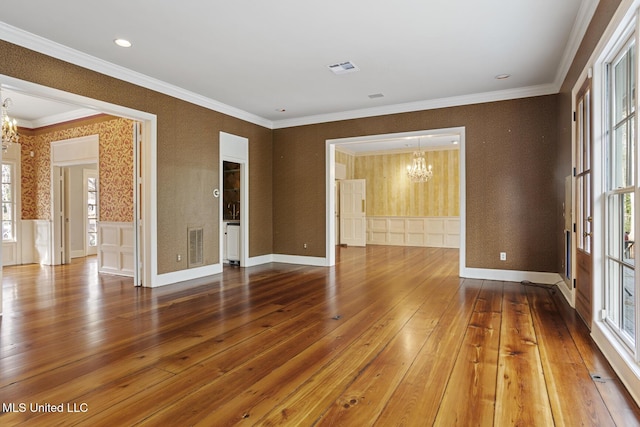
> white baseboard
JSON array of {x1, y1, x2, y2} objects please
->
[
  {"x1": 271, "y1": 254, "x2": 329, "y2": 267},
  {"x1": 556, "y1": 279, "x2": 574, "y2": 308},
  {"x1": 151, "y1": 263, "x2": 223, "y2": 287},
  {"x1": 70, "y1": 249, "x2": 86, "y2": 259},
  {"x1": 461, "y1": 267, "x2": 563, "y2": 285},
  {"x1": 245, "y1": 254, "x2": 274, "y2": 267},
  {"x1": 149, "y1": 254, "x2": 329, "y2": 288}
]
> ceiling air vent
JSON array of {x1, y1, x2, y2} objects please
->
[{"x1": 328, "y1": 61, "x2": 359, "y2": 75}]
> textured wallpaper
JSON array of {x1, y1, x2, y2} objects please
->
[
  {"x1": 354, "y1": 149, "x2": 459, "y2": 217},
  {"x1": 20, "y1": 116, "x2": 134, "y2": 222}
]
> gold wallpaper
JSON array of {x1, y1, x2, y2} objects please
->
[
  {"x1": 20, "y1": 116, "x2": 134, "y2": 222},
  {"x1": 354, "y1": 149, "x2": 459, "y2": 217},
  {"x1": 335, "y1": 149, "x2": 355, "y2": 179}
]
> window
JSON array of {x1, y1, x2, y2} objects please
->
[
  {"x1": 87, "y1": 175, "x2": 97, "y2": 250},
  {"x1": 604, "y1": 36, "x2": 637, "y2": 347},
  {"x1": 2, "y1": 162, "x2": 15, "y2": 241}
]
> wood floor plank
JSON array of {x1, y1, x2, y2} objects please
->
[
  {"x1": 494, "y1": 284, "x2": 554, "y2": 426},
  {"x1": 253, "y1": 282, "x2": 440, "y2": 425},
  {"x1": 374, "y1": 278, "x2": 484, "y2": 426},
  {"x1": 433, "y1": 280, "x2": 503, "y2": 426},
  {"x1": 148, "y1": 249, "x2": 452, "y2": 426},
  {"x1": 314, "y1": 262, "x2": 460, "y2": 426},
  {"x1": 525, "y1": 284, "x2": 616, "y2": 426},
  {"x1": 1, "y1": 247, "x2": 639, "y2": 425}
]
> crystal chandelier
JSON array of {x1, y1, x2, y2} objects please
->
[
  {"x1": 1, "y1": 93, "x2": 19, "y2": 151},
  {"x1": 406, "y1": 139, "x2": 433, "y2": 182}
]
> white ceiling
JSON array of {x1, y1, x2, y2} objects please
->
[{"x1": 0, "y1": 0, "x2": 597, "y2": 147}]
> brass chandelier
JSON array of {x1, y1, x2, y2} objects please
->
[
  {"x1": 1, "y1": 92, "x2": 19, "y2": 151},
  {"x1": 406, "y1": 139, "x2": 433, "y2": 182}
]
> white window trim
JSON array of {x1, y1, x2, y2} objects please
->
[{"x1": 578, "y1": 0, "x2": 640, "y2": 405}]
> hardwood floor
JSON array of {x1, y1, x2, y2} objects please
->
[{"x1": 1, "y1": 246, "x2": 639, "y2": 426}]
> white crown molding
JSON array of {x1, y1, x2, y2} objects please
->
[
  {"x1": 353, "y1": 145, "x2": 459, "y2": 157},
  {"x1": 553, "y1": 0, "x2": 601, "y2": 89},
  {"x1": 272, "y1": 83, "x2": 558, "y2": 129},
  {"x1": 17, "y1": 108, "x2": 99, "y2": 129},
  {"x1": 0, "y1": 22, "x2": 273, "y2": 129},
  {"x1": 1, "y1": 6, "x2": 592, "y2": 133}
]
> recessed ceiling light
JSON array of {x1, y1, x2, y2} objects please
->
[
  {"x1": 114, "y1": 38, "x2": 132, "y2": 48},
  {"x1": 275, "y1": 108, "x2": 286, "y2": 112},
  {"x1": 495, "y1": 74, "x2": 511, "y2": 80},
  {"x1": 452, "y1": 140, "x2": 459, "y2": 145}
]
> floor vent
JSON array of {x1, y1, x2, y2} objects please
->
[{"x1": 188, "y1": 227, "x2": 204, "y2": 268}]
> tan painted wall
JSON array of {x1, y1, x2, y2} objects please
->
[
  {"x1": 0, "y1": 40, "x2": 273, "y2": 274},
  {"x1": 354, "y1": 149, "x2": 459, "y2": 217},
  {"x1": 274, "y1": 96, "x2": 558, "y2": 272},
  {"x1": 0, "y1": 0, "x2": 623, "y2": 276}
]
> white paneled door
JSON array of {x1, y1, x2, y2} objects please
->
[{"x1": 339, "y1": 179, "x2": 366, "y2": 247}]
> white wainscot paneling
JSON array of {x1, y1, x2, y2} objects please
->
[
  {"x1": 34, "y1": 220, "x2": 52, "y2": 265},
  {"x1": 366, "y1": 216, "x2": 460, "y2": 248},
  {"x1": 2, "y1": 241, "x2": 17, "y2": 266},
  {"x1": 99, "y1": 222, "x2": 134, "y2": 277}
]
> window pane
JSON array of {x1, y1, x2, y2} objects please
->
[
  {"x1": 624, "y1": 193, "x2": 635, "y2": 261},
  {"x1": 88, "y1": 192, "x2": 96, "y2": 205},
  {"x1": 608, "y1": 259, "x2": 622, "y2": 329},
  {"x1": 88, "y1": 177, "x2": 96, "y2": 191},
  {"x1": 609, "y1": 194, "x2": 623, "y2": 259},
  {"x1": 1, "y1": 164, "x2": 10, "y2": 183},
  {"x1": 2, "y1": 220, "x2": 12, "y2": 240},
  {"x1": 614, "y1": 51, "x2": 629, "y2": 123},
  {"x1": 88, "y1": 219, "x2": 97, "y2": 232},
  {"x1": 631, "y1": 43, "x2": 636, "y2": 115},
  {"x1": 88, "y1": 233, "x2": 97, "y2": 247},
  {"x1": 613, "y1": 122, "x2": 633, "y2": 189},
  {"x1": 2, "y1": 203, "x2": 12, "y2": 221},
  {"x1": 623, "y1": 265, "x2": 636, "y2": 338},
  {"x1": 2, "y1": 183, "x2": 11, "y2": 202},
  {"x1": 88, "y1": 204, "x2": 97, "y2": 218},
  {"x1": 581, "y1": 92, "x2": 591, "y2": 171}
]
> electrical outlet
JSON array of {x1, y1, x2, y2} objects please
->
[
  {"x1": 177, "y1": 254, "x2": 182, "y2": 262},
  {"x1": 303, "y1": 243, "x2": 308, "y2": 249},
  {"x1": 500, "y1": 252, "x2": 507, "y2": 261}
]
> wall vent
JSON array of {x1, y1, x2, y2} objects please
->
[{"x1": 188, "y1": 227, "x2": 204, "y2": 268}]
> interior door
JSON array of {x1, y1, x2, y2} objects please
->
[
  {"x1": 575, "y1": 78, "x2": 593, "y2": 328},
  {"x1": 63, "y1": 167, "x2": 71, "y2": 264},
  {"x1": 339, "y1": 179, "x2": 366, "y2": 247},
  {"x1": 134, "y1": 122, "x2": 142, "y2": 286}
]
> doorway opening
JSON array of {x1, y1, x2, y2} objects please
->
[
  {"x1": 223, "y1": 160, "x2": 241, "y2": 266},
  {"x1": 325, "y1": 127, "x2": 466, "y2": 275},
  {"x1": 1, "y1": 75, "x2": 156, "y2": 287},
  {"x1": 219, "y1": 132, "x2": 248, "y2": 268},
  {"x1": 52, "y1": 163, "x2": 98, "y2": 264}
]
